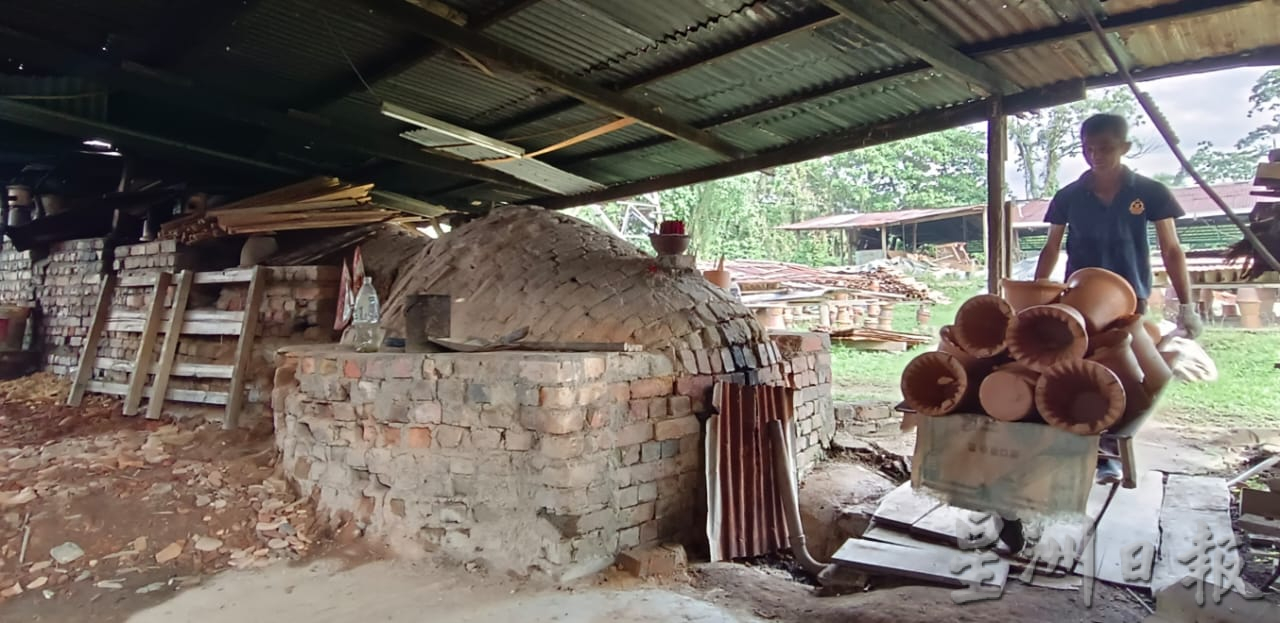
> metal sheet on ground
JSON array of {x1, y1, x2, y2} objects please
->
[
  {"x1": 871, "y1": 482, "x2": 942, "y2": 530},
  {"x1": 832, "y1": 538, "x2": 1009, "y2": 589}
]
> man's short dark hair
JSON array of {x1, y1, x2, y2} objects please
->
[{"x1": 1080, "y1": 114, "x2": 1129, "y2": 140}]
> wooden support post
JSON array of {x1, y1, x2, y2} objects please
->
[
  {"x1": 224, "y1": 266, "x2": 266, "y2": 430},
  {"x1": 146, "y1": 270, "x2": 194, "y2": 420},
  {"x1": 986, "y1": 102, "x2": 1008, "y2": 296},
  {"x1": 880, "y1": 227, "x2": 889, "y2": 260},
  {"x1": 124, "y1": 271, "x2": 174, "y2": 416},
  {"x1": 1002, "y1": 199, "x2": 1015, "y2": 283},
  {"x1": 67, "y1": 273, "x2": 116, "y2": 406}
]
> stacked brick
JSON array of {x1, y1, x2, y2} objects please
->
[
  {"x1": 0, "y1": 247, "x2": 34, "y2": 305},
  {"x1": 274, "y1": 347, "x2": 702, "y2": 578},
  {"x1": 771, "y1": 331, "x2": 836, "y2": 473},
  {"x1": 113, "y1": 239, "x2": 196, "y2": 275},
  {"x1": 39, "y1": 239, "x2": 106, "y2": 375},
  {"x1": 380, "y1": 206, "x2": 769, "y2": 377}
]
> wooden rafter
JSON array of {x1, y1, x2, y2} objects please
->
[
  {"x1": 818, "y1": 0, "x2": 1014, "y2": 96},
  {"x1": 355, "y1": 0, "x2": 748, "y2": 160}
]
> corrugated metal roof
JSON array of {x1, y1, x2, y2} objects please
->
[
  {"x1": 1013, "y1": 180, "x2": 1261, "y2": 227},
  {"x1": 1, "y1": 0, "x2": 1278, "y2": 208}
]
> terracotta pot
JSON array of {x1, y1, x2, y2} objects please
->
[
  {"x1": 1001, "y1": 279, "x2": 1066, "y2": 312},
  {"x1": 1110, "y1": 313, "x2": 1173, "y2": 397},
  {"x1": 937, "y1": 325, "x2": 970, "y2": 358},
  {"x1": 1086, "y1": 329, "x2": 1149, "y2": 427},
  {"x1": 649, "y1": 233, "x2": 689, "y2": 255},
  {"x1": 978, "y1": 363, "x2": 1040, "y2": 422},
  {"x1": 952, "y1": 294, "x2": 1014, "y2": 358},
  {"x1": 1142, "y1": 319, "x2": 1163, "y2": 346},
  {"x1": 1034, "y1": 359, "x2": 1127, "y2": 435},
  {"x1": 1060, "y1": 267, "x2": 1138, "y2": 334},
  {"x1": 703, "y1": 270, "x2": 732, "y2": 289},
  {"x1": 1006, "y1": 303, "x2": 1089, "y2": 372},
  {"x1": 900, "y1": 351, "x2": 989, "y2": 416}
]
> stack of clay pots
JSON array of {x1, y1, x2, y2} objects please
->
[{"x1": 899, "y1": 268, "x2": 1178, "y2": 436}]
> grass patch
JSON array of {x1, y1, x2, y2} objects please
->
[{"x1": 1159, "y1": 329, "x2": 1280, "y2": 428}]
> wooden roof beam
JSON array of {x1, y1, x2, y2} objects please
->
[
  {"x1": 295, "y1": 0, "x2": 545, "y2": 110},
  {"x1": 0, "y1": 24, "x2": 543, "y2": 193},
  {"x1": 818, "y1": 0, "x2": 1015, "y2": 96},
  {"x1": 355, "y1": 0, "x2": 749, "y2": 160}
]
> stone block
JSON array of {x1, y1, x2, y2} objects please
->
[
  {"x1": 442, "y1": 403, "x2": 482, "y2": 428},
  {"x1": 470, "y1": 429, "x2": 502, "y2": 449},
  {"x1": 640, "y1": 441, "x2": 662, "y2": 463},
  {"x1": 616, "y1": 543, "x2": 686, "y2": 578},
  {"x1": 449, "y1": 458, "x2": 476, "y2": 475},
  {"x1": 540, "y1": 434, "x2": 584, "y2": 459},
  {"x1": 466, "y1": 382, "x2": 491, "y2": 404},
  {"x1": 503, "y1": 430, "x2": 534, "y2": 451},
  {"x1": 617, "y1": 485, "x2": 639, "y2": 508},
  {"x1": 409, "y1": 402, "x2": 442, "y2": 424},
  {"x1": 628, "y1": 399, "x2": 649, "y2": 422},
  {"x1": 638, "y1": 481, "x2": 658, "y2": 503},
  {"x1": 540, "y1": 386, "x2": 576, "y2": 409},
  {"x1": 616, "y1": 422, "x2": 654, "y2": 447},
  {"x1": 654, "y1": 416, "x2": 700, "y2": 440},
  {"x1": 520, "y1": 360, "x2": 574, "y2": 385},
  {"x1": 382, "y1": 425, "x2": 401, "y2": 448},
  {"x1": 516, "y1": 384, "x2": 540, "y2": 406},
  {"x1": 434, "y1": 425, "x2": 466, "y2": 448},
  {"x1": 646, "y1": 398, "x2": 669, "y2": 420},
  {"x1": 660, "y1": 439, "x2": 679, "y2": 458},
  {"x1": 409, "y1": 380, "x2": 436, "y2": 400},
  {"x1": 436, "y1": 379, "x2": 465, "y2": 404},
  {"x1": 668, "y1": 395, "x2": 693, "y2": 418},
  {"x1": 621, "y1": 445, "x2": 641, "y2": 466},
  {"x1": 527, "y1": 408, "x2": 585, "y2": 435},
  {"x1": 582, "y1": 356, "x2": 606, "y2": 379}
]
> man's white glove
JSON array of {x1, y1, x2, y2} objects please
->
[{"x1": 1176, "y1": 303, "x2": 1203, "y2": 339}]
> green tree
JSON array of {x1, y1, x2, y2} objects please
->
[
  {"x1": 1167, "y1": 69, "x2": 1279, "y2": 184},
  {"x1": 1009, "y1": 87, "x2": 1147, "y2": 199}
]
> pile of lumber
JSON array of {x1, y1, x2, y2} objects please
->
[
  {"x1": 1226, "y1": 157, "x2": 1280, "y2": 280},
  {"x1": 701, "y1": 259, "x2": 936, "y2": 301},
  {"x1": 160, "y1": 177, "x2": 412, "y2": 244}
]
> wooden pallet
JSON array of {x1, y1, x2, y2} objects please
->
[{"x1": 66, "y1": 266, "x2": 266, "y2": 429}]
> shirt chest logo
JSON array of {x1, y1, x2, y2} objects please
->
[{"x1": 1129, "y1": 198, "x2": 1145, "y2": 215}]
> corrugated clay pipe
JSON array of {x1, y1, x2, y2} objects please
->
[{"x1": 768, "y1": 419, "x2": 835, "y2": 580}]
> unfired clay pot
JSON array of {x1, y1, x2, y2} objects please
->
[
  {"x1": 952, "y1": 294, "x2": 1014, "y2": 358},
  {"x1": 1110, "y1": 313, "x2": 1173, "y2": 396},
  {"x1": 1006, "y1": 303, "x2": 1089, "y2": 372},
  {"x1": 900, "y1": 351, "x2": 988, "y2": 417},
  {"x1": 1001, "y1": 279, "x2": 1066, "y2": 312},
  {"x1": 1060, "y1": 267, "x2": 1138, "y2": 334},
  {"x1": 1034, "y1": 359, "x2": 1126, "y2": 435},
  {"x1": 978, "y1": 363, "x2": 1040, "y2": 422}
]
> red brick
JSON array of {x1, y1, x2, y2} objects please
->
[
  {"x1": 655, "y1": 416, "x2": 700, "y2": 440},
  {"x1": 387, "y1": 356, "x2": 416, "y2": 379},
  {"x1": 628, "y1": 399, "x2": 649, "y2": 422},
  {"x1": 343, "y1": 359, "x2": 362, "y2": 379},
  {"x1": 383, "y1": 425, "x2": 401, "y2": 447},
  {"x1": 588, "y1": 409, "x2": 607, "y2": 429},
  {"x1": 406, "y1": 427, "x2": 432, "y2": 449},
  {"x1": 540, "y1": 386, "x2": 576, "y2": 409},
  {"x1": 299, "y1": 357, "x2": 316, "y2": 375},
  {"x1": 608, "y1": 382, "x2": 631, "y2": 403},
  {"x1": 630, "y1": 377, "x2": 673, "y2": 399}
]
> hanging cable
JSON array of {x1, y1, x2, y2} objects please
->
[
  {"x1": 320, "y1": 12, "x2": 380, "y2": 101},
  {"x1": 1070, "y1": 0, "x2": 1280, "y2": 275}
]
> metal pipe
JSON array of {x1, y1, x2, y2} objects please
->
[{"x1": 768, "y1": 419, "x2": 833, "y2": 578}]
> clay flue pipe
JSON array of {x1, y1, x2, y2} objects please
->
[
  {"x1": 1005, "y1": 303, "x2": 1088, "y2": 372},
  {"x1": 978, "y1": 363, "x2": 1040, "y2": 422},
  {"x1": 952, "y1": 294, "x2": 1014, "y2": 358},
  {"x1": 1034, "y1": 359, "x2": 1126, "y2": 435},
  {"x1": 1059, "y1": 267, "x2": 1138, "y2": 334},
  {"x1": 900, "y1": 351, "x2": 989, "y2": 416}
]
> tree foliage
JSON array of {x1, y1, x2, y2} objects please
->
[{"x1": 571, "y1": 128, "x2": 988, "y2": 265}]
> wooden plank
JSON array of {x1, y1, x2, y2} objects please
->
[
  {"x1": 123, "y1": 272, "x2": 173, "y2": 416},
  {"x1": 87, "y1": 381, "x2": 229, "y2": 405},
  {"x1": 94, "y1": 357, "x2": 233, "y2": 379},
  {"x1": 108, "y1": 309, "x2": 245, "y2": 324},
  {"x1": 832, "y1": 538, "x2": 1008, "y2": 588},
  {"x1": 67, "y1": 273, "x2": 116, "y2": 406},
  {"x1": 872, "y1": 482, "x2": 943, "y2": 530},
  {"x1": 120, "y1": 268, "x2": 254, "y2": 288},
  {"x1": 106, "y1": 318, "x2": 242, "y2": 336},
  {"x1": 146, "y1": 270, "x2": 194, "y2": 420},
  {"x1": 224, "y1": 266, "x2": 265, "y2": 430}
]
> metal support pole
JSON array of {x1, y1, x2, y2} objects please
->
[{"x1": 986, "y1": 101, "x2": 1008, "y2": 295}]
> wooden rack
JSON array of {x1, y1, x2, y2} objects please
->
[{"x1": 66, "y1": 267, "x2": 265, "y2": 429}]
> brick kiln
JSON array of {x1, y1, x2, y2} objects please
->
[{"x1": 272, "y1": 206, "x2": 835, "y2": 578}]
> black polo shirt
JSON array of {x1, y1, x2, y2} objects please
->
[{"x1": 1044, "y1": 167, "x2": 1184, "y2": 299}]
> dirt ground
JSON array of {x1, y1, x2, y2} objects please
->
[
  {"x1": 0, "y1": 373, "x2": 1274, "y2": 622},
  {"x1": 0, "y1": 373, "x2": 335, "y2": 622}
]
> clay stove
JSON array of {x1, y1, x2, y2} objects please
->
[{"x1": 271, "y1": 207, "x2": 834, "y2": 577}]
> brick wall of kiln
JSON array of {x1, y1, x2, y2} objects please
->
[
  {"x1": 39, "y1": 239, "x2": 108, "y2": 374},
  {"x1": 0, "y1": 247, "x2": 34, "y2": 307},
  {"x1": 273, "y1": 348, "x2": 703, "y2": 579}
]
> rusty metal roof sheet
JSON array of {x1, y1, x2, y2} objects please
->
[
  {"x1": 781, "y1": 205, "x2": 984, "y2": 231},
  {"x1": 1012, "y1": 181, "x2": 1261, "y2": 227}
]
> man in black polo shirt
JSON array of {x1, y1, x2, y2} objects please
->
[{"x1": 1033, "y1": 113, "x2": 1202, "y2": 483}]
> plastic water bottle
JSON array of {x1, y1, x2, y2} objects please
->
[{"x1": 352, "y1": 277, "x2": 380, "y2": 353}]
